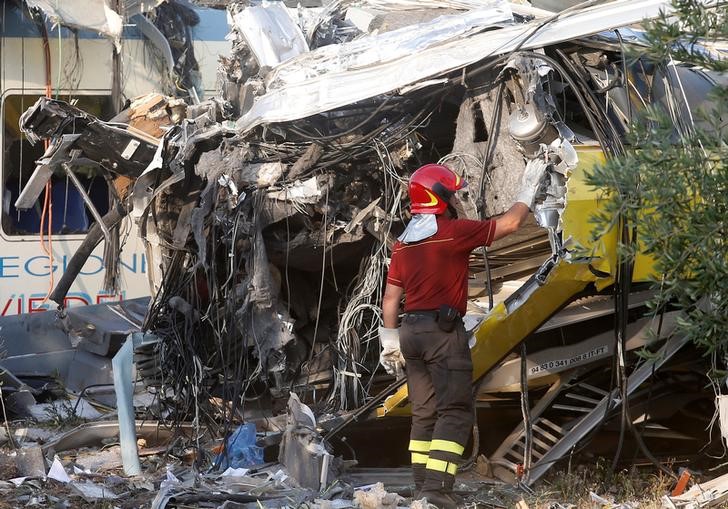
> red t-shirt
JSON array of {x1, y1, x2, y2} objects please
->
[{"x1": 387, "y1": 216, "x2": 496, "y2": 316}]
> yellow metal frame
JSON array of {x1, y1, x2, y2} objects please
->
[
  {"x1": 377, "y1": 259, "x2": 597, "y2": 416},
  {"x1": 561, "y1": 146, "x2": 656, "y2": 288}
]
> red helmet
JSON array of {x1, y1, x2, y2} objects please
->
[{"x1": 408, "y1": 164, "x2": 466, "y2": 214}]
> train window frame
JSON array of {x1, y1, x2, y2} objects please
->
[{"x1": 1, "y1": 90, "x2": 115, "y2": 242}]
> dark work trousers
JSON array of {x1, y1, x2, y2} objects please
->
[{"x1": 400, "y1": 312, "x2": 474, "y2": 492}]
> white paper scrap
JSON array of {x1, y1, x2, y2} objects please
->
[
  {"x1": 221, "y1": 467, "x2": 250, "y2": 477},
  {"x1": 70, "y1": 481, "x2": 119, "y2": 502},
  {"x1": 47, "y1": 456, "x2": 71, "y2": 483}
]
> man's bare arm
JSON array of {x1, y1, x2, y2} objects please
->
[
  {"x1": 382, "y1": 283, "x2": 404, "y2": 328},
  {"x1": 492, "y1": 202, "x2": 530, "y2": 242}
]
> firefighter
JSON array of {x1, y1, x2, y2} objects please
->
[{"x1": 379, "y1": 160, "x2": 548, "y2": 508}]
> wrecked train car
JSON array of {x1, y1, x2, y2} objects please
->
[
  {"x1": 0, "y1": 1, "x2": 230, "y2": 415},
  {"x1": 0, "y1": 0, "x2": 229, "y2": 314},
  {"x1": 14, "y1": 0, "x2": 726, "y2": 484}
]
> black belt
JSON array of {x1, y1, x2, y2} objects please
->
[
  {"x1": 404, "y1": 310, "x2": 439, "y2": 318},
  {"x1": 404, "y1": 307, "x2": 462, "y2": 332}
]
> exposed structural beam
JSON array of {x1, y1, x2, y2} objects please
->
[{"x1": 526, "y1": 332, "x2": 690, "y2": 484}]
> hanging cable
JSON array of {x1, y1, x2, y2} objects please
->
[
  {"x1": 476, "y1": 80, "x2": 506, "y2": 311},
  {"x1": 36, "y1": 12, "x2": 55, "y2": 303},
  {"x1": 609, "y1": 168, "x2": 676, "y2": 478},
  {"x1": 311, "y1": 185, "x2": 330, "y2": 363}
]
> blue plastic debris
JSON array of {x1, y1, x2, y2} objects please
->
[{"x1": 215, "y1": 423, "x2": 264, "y2": 470}]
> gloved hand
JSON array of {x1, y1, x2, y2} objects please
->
[
  {"x1": 379, "y1": 326, "x2": 405, "y2": 377},
  {"x1": 515, "y1": 157, "x2": 550, "y2": 210}
]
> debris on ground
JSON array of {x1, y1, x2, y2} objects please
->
[
  {"x1": 664, "y1": 471, "x2": 728, "y2": 509},
  {"x1": 353, "y1": 482, "x2": 403, "y2": 508}
]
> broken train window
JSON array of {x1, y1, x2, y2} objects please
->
[
  {"x1": 549, "y1": 41, "x2": 723, "y2": 144},
  {"x1": 2, "y1": 94, "x2": 114, "y2": 236}
]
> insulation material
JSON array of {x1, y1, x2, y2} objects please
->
[
  {"x1": 26, "y1": 0, "x2": 123, "y2": 42},
  {"x1": 127, "y1": 93, "x2": 187, "y2": 139}
]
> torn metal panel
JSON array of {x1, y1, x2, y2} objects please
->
[
  {"x1": 330, "y1": 0, "x2": 517, "y2": 10},
  {"x1": 42, "y1": 420, "x2": 203, "y2": 454},
  {"x1": 64, "y1": 298, "x2": 148, "y2": 357},
  {"x1": 25, "y1": 0, "x2": 167, "y2": 49},
  {"x1": 235, "y1": 0, "x2": 690, "y2": 133},
  {"x1": 247, "y1": 4, "x2": 513, "y2": 117},
  {"x1": 0, "y1": 299, "x2": 148, "y2": 403},
  {"x1": 18, "y1": 97, "x2": 159, "y2": 180},
  {"x1": 278, "y1": 393, "x2": 337, "y2": 490},
  {"x1": 231, "y1": 3, "x2": 309, "y2": 68}
]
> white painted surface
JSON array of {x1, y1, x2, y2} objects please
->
[{"x1": 0, "y1": 8, "x2": 231, "y2": 315}]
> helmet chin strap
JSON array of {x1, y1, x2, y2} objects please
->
[{"x1": 432, "y1": 181, "x2": 454, "y2": 203}]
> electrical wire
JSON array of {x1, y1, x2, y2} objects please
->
[
  {"x1": 310, "y1": 186, "x2": 330, "y2": 365},
  {"x1": 34, "y1": 9, "x2": 55, "y2": 303},
  {"x1": 611, "y1": 203, "x2": 677, "y2": 479}
]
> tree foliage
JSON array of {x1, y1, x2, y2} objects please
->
[{"x1": 585, "y1": 1, "x2": 727, "y2": 370}]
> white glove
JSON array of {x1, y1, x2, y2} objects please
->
[
  {"x1": 379, "y1": 326, "x2": 405, "y2": 377},
  {"x1": 515, "y1": 158, "x2": 550, "y2": 210}
]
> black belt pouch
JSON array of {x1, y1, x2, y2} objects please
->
[{"x1": 437, "y1": 304, "x2": 459, "y2": 332}]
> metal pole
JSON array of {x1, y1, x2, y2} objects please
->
[{"x1": 62, "y1": 163, "x2": 112, "y2": 241}]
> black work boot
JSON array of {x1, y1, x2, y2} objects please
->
[
  {"x1": 443, "y1": 474, "x2": 464, "y2": 506},
  {"x1": 420, "y1": 470, "x2": 462, "y2": 508},
  {"x1": 412, "y1": 464, "x2": 426, "y2": 498},
  {"x1": 419, "y1": 489, "x2": 460, "y2": 509}
]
